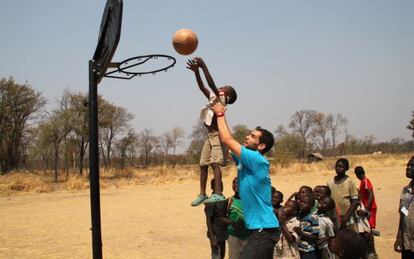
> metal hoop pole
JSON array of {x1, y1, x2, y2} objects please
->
[{"x1": 89, "y1": 60, "x2": 103, "y2": 259}]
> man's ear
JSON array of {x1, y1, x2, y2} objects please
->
[{"x1": 258, "y1": 143, "x2": 266, "y2": 153}]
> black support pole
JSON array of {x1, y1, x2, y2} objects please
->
[{"x1": 89, "y1": 60, "x2": 103, "y2": 259}]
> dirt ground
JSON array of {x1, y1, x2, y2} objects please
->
[{"x1": 0, "y1": 165, "x2": 407, "y2": 259}]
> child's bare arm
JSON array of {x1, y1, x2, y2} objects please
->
[
  {"x1": 293, "y1": 226, "x2": 319, "y2": 240},
  {"x1": 186, "y1": 59, "x2": 210, "y2": 99},
  {"x1": 281, "y1": 221, "x2": 296, "y2": 243},
  {"x1": 193, "y1": 57, "x2": 220, "y2": 97}
]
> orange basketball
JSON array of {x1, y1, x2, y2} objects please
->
[{"x1": 172, "y1": 29, "x2": 198, "y2": 55}]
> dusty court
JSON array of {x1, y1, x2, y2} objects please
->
[{"x1": 0, "y1": 165, "x2": 407, "y2": 258}]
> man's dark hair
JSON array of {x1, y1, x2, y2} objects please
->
[
  {"x1": 336, "y1": 158, "x2": 349, "y2": 171},
  {"x1": 255, "y1": 126, "x2": 274, "y2": 154},
  {"x1": 226, "y1": 86, "x2": 237, "y2": 104},
  {"x1": 354, "y1": 166, "x2": 365, "y2": 176},
  {"x1": 337, "y1": 229, "x2": 368, "y2": 259}
]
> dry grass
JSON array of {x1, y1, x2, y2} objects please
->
[
  {"x1": 0, "y1": 172, "x2": 52, "y2": 195},
  {"x1": 270, "y1": 153, "x2": 412, "y2": 176},
  {"x1": 0, "y1": 153, "x2": 411, "y2": 196}
]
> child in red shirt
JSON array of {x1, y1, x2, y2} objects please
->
[{"x1": 355, "y1": 166, "x2": 378, "y2": 259}]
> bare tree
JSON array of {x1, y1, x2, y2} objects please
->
[
  {"x1": 170, "y1": 127, "x2": 185, "y2": 156},
  {"x1": 232, "y1": 124, "x2": 250, "y2": 144},
  {"x1": 185, "y1": 120, "x2": 208, "y2": 164},
  {"x1": 312, "y1": 112, "x2": 330, "y2": 155},
  {"x1": 99, "y1": 101, "x2": 134, "y2": 168},
  {"x1": 37, "y1": 110, "x2": 71, "y2": 182},
  {"x1": 138, "y1": 129, "x2": 158, "y2": 168},
  {"x1": 115, "y1": 129, "x2": 138, "y2": 169},
  {"x1": 274, "y1": 124, "x2": 288, "y2": 139},
  {"x1": 288, "y1": 110, "x2": 317, "y2": 158},
  {"x1": 66, "y1": 92, "x2": 89, "y2": 175},
  {"x1": 407, "y1": 111, "x2": 414, "y2": 138},
  {"x1": 326, "y1": 113, "x2": 348, "y2": 155}
]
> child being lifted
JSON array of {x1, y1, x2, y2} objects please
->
[{"x1": 187, "y1": 57, "x2": 237, "y2": 206}]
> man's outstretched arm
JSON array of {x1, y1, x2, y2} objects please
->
[{"x1": 211, "y1": 102, "x2": 242, "y2": 157}]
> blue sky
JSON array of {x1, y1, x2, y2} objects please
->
[{"x1": 1, "y1": 0, "x2": 413, "y2": 144}]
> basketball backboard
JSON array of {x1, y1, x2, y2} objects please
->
[{"x1": 93, "y1": 0, "x2": 123, "y2": 84}]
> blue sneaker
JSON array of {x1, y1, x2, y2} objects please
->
[
  {"x1": 203, "y1": 194, "x2": 226, "y2": 204},
  {"x1": 191, "y1": 194, "x2": 208, "y2": 207}
]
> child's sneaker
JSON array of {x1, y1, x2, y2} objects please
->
[
  {"x1": 191, "y1": 194, "x2": 208, "y2": 207},
  {"x1": 203, "y1": 194, "x2": 226, "y2": 204}
]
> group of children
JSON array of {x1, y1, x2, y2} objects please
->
[
  {"x1": 202, "y1": 168, "x2": 374, "y2": 259},
  {"x1": 271, "y1": 183, "x2": 371, "y2": 259}
]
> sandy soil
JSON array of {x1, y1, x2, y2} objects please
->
[{"x1": 0, "y1": 166, "x2": 407, "y2": 259}]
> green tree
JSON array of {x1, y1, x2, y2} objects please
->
[
  {"x1": 273, "y1": 133, "x2": 304, "y2": 167},
  {"x1": 0, "y1": 78, "x2": 45, "y2": 173}
]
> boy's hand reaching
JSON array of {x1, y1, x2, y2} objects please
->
[
  {"x1": 186, "y1": 59, "x2": 199, "y2": 72},
  {"x1": 193, "y1": 57, "x2": 206, "y2": 68}
]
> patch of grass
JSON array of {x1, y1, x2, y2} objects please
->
[
  {"x1": 0, "y1": 153, "x2": 411, "y2": 195},
  {"x1": 0, "y1": 172, "x2": 52, "y2": 195}
]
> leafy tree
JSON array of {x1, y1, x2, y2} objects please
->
[
  {"x1": 0, "y1": 78, "x2": 45, "y2": 173},
  {"x1": 273, "y1": 133, "x2": 304, "y2": 167}
]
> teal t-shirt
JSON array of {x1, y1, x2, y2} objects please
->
[{"x1": 232, "y1": 146, "x2": 279, "y2": 230}]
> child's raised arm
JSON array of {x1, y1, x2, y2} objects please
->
[
  {"x1": 193, "y1": 57, "x2": 220, "y2": 97},
  {"x1": 186, "y1": 58, "x2": 210, "y2": 99}
]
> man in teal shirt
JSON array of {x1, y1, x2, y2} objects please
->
[{"x1": 211, "y1": 102, "x2": 279, "y2": 259}]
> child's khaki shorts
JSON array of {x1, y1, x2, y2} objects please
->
[{"x1": 199, "y1": 132, "x2": 225, "y2": 166}]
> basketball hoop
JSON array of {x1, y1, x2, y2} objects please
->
[{"x1": 104, "y1": 54, "x2": 176, "y2": 80}]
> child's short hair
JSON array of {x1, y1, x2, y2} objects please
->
[
  {"x1": 302, "y1": 193, "x2": 316, "y2": 206},
  {"x1": 354, "y1": 166, "x2": 365, "y2": 176},
  {"x1": 337, "y1": 229, "x2": 368, "y2": 259},
  {"x1": 225, "y1": 86, "x2": 237, "y2": 104},
  {"x1": 320, "y1": 185, "x2": 331, "y2": 197},
  {"x1": 299, "y1": 185, "x2": 313, "y2": 194},
  {"x1": 336, "y1": 158, "x2": 349, "y2": 170},
  {"x1": 275, "y1": 191, "x2": 284, "y2": 200}
]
